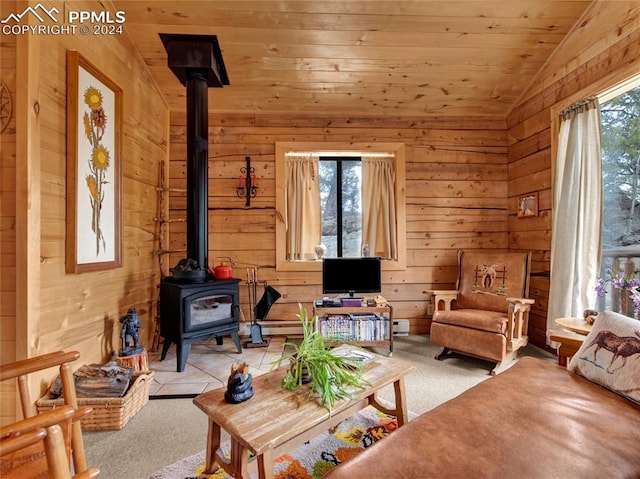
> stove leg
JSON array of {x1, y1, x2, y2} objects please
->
[
  {"x1": 231, "y1": 331, "x2": 242, "y2": 353},
  {"x1": 215, "y1": 336, "x2": 223, "y2": 346},
  {"x1": 160, "y1": 339, "x2": 172, "y2": 361},
  {"x1": 176, "y1": 342, "x2": 191, "y2": 372}
]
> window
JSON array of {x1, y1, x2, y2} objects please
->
[
  {"x1": 319, "y1": 157, "x2": 362, "y2": 257},
  {"x1": 600, "y1": 85, "x2": 640, "y2": 250},
  {"x1": 597, "y1": 83, "x2": 640, "y2": 317},
  {"x1": 275, "y1": 142, "x2": 406, "y2": 272}
]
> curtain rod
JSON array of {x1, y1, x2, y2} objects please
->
[
  {"x1": 558, "y1": 97, "x2": 598, "y2": 118},
  {"x1": 284, "y1": 151, "x2": 394, "y2": 158}
]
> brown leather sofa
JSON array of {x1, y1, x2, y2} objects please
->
[{"x1": 322, "y1": 357, "x2": 640, "y2": 478}]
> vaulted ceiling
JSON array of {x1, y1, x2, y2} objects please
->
[{"x1": 115, "y1": 1, "x2": 593, "y2": 118}]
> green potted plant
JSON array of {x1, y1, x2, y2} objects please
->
[{"x1": 271, "y1": 304, "x2": 370, "y2": 410}]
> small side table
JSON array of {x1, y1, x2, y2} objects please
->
[
  {"x1": 555, "y1": 317, "x2": 592, "y2": 335},
  {"x1": 549, "y1": 317, "x2": 593, "y2": 367}
]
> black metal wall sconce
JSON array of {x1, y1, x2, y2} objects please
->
[{"x1": 237, "y1": 156, "x2": 257, "y2": 207}]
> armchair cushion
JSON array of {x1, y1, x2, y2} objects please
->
[
  {"x1": 432, "y1": 309, "x2": 507, "y2": 334},
  {"x1": 456, "y1": 251, "x2": 531, "y2": 313}
]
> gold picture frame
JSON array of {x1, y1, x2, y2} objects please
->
[
  {"x1": 517, "y1": 192, "x2": 539, "y2": 219},
  {"x1": 66, "y1": 51, "x2": 122, "y2": 273}
]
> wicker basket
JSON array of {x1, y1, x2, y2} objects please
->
[{"x1": 36, "y1": 371, "x2": 154, "y2": 431}]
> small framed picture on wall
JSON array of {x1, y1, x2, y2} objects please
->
[{"x1": 517, "y1": 192, "x2": 539, "y2": 219}]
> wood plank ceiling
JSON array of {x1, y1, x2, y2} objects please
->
[{"x1": 114, "y1": 1, "x2": 593, "y2": 118}]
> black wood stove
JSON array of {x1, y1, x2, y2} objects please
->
[
  {"x1": 158, "y1": 34, "x2": 241, "y2": 372},
  {"x1": 160, "y1": 278, "x2": 241, "y2": 372}
]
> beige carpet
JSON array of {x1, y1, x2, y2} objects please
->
[{"x1": 83, "y1": 335, "x2": 555, "y2": 479}]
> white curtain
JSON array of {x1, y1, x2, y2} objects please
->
[
  {"x1": 362, "y1": 156, "x2": 397, "y2": 259},
  {"x1": 284, "y1": 155, "x2": 321, "y2": 260},
  {"x1": 548, "y1": 98, "x2": 602, "y2": 338}
]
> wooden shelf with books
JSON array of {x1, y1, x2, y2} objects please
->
[{"x1": 313, "y1": 303, "x2": 393, "y2": 356}]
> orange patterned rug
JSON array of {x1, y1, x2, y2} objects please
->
[{"x1": 149, "y1": 406, "x2": 399, "y2": 479}]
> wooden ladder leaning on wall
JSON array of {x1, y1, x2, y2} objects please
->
[{"x1": 151, "y1": 160, "x2": 186, "y2": 351}]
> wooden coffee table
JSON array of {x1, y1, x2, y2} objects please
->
[{"x1": 193, "y1": 354, "x2": 415, "y2": 479}]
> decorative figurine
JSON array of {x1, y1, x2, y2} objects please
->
[
  {"x1": 583, "y1": 309, "x2": 598, "y2": 325},
  {"x1": 119, "y1": 308, "x2": 144, "y2": 356},
  {"x1": 224, "y1": 361, "x2": 254, "y2": 404},
  {"x1": 314, "y1": 243, "x2": 327, "y2": 260}
]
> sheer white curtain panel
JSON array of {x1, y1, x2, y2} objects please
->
[{"x1": 548, "y1": 98, "x2": 602, "y2": 339}]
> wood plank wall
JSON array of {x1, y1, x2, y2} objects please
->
[
  {"x1": 0, "y1": 0, "x2": 18, "y2": 426},
  {"x1": 168, "y1": 112, "x2": 509, "y2": 334},
  {"x1": 507, "y1": 2, "x2": 640, "y2": 347},
  {"x1": 0, "y1": 0, "x2": 169, "y2": 425},
  {"x1": 34, "y1": 33, "x2": 168, "y2": 359}
]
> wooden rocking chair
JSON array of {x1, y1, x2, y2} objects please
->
[
  {"x1": 0, "y1": 351, "x2": 100, "y2": 478},
  {"x1": 428, "y1": 250, "x2": 534, "y2": 375}
]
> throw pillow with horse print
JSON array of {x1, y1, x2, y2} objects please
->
[{"x1": 569, "y1": 310, "x2": 640, "y2": 404}]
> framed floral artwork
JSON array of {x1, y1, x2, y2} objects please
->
[{"x1": 66, "y1": 51, "x2": 122, "y2": 273}]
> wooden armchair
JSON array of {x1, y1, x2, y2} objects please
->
[
  {"x1": 428, "y1": 250, "x2": 534, "y2": 375},
  {"x1": 1, "y1": 406, "x2": 99, "y2": 478},
  {"x1": 0, "y1": 351, "x2": 99, "y2": 477}
]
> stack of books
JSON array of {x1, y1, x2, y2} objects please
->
[{"x1": 316, "y1": 313, "x2": 389, "y2": 342}]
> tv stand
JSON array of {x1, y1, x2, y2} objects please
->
[{"x1": 313, "y1": 301, "x2": 393, "y2": 356}]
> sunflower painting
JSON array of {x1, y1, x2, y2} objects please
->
[
  {"x1": 83, "y1": 86, "x2": 111, "y2": 255},
  {"x1": 66, "y1": 51, "x2": 121, "y2": 273}
]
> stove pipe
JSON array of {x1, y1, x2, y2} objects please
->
[
  {"x1": 185, "y1": 73, "x2": 209, "y2": 269},
  {"x1": 160, "y1": 34, "x2": 229, "y2": 271}
]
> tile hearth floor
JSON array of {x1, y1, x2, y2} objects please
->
[{"x1": 147, "y1": 336, "x2": 288, "y2": 398}]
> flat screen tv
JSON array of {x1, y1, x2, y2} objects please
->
[{"x1": 322, "y1": 257, "x2": 381, "y2": 297}]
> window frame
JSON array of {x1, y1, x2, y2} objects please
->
[{"x1": 275, "y1": 142, "x2": 406, "y2": 272}]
